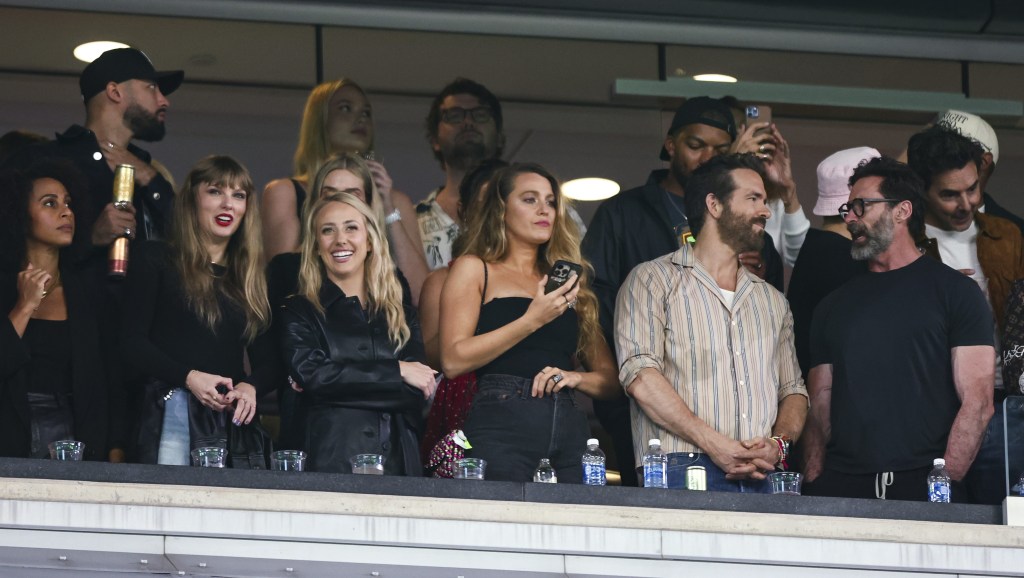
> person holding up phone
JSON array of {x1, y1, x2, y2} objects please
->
[{"x1": 439, "y1": 163, "x2": 618, "y2": 482}]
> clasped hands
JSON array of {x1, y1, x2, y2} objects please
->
[
  {"x1": 708, "y1": 435, "x2": 781, "y2": 481},
  {"x1": 185, "y1": 370, "x2": 256, "y2": 426}
]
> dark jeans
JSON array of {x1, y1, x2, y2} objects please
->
[
  {"x1": 654, "y1": 452, "x2": 771, "y2": 493},
  {"x1": 965, "y1": 397, "x2": 1024, "y2": 504},
  {"x1": 463, "y1": 374, "x2": 590, "y2": 483},
  {"x1": 27, "y1": 392, "x2": 75, "y2": 459},
  {"x1": 804, "y1": 465, "x2": 967, "y2": 502}
]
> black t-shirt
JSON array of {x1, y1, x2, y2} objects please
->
[{"x1": 809, "y1": 255, "x2": 993, "y2": 474}]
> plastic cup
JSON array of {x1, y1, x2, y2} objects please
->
[
  {"x1": 271, "y1": 450, "x2": 306, "y2": 472},
  {"x1": 48, "y1": 440, "x2": 83, "y2": 461},
  {"x1": 190, "y1": 447, "x2": 226, "y2": 468},
  {"x1": 769, "y1": 471, "x2": 803, "y2": 495},
  {"x1": 453, "y1": 458, "x2": 486, "y2": 480},
  {"x1": 350, "y1": 453, "x2": 385, "y2": 475}
]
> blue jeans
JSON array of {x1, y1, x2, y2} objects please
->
[
  {"x1": 157, "y1": 389, "x2": 190, "y2": 466},
  {"x1": 665, "y1": 452, "x2": 771, "y2": 493},
  {"x1": 965, "y1": 399, "x2": 1024, "y2": 503},
  {"x1": 462, "y1": 374, "x2": 590, "y2": 483}
]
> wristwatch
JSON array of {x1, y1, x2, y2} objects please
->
[{"x1": 384, "y1": 208, "x2": 401, "y2": 225}]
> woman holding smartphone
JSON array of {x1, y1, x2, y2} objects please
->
[
  {"x1": 280, "y1": 193, "x2": 434, "y2": 474},
  {"x1": 262, "y1": 79, "x2": 427, "y2": 301},
  {"x1": 439, "y1": 163, "x2": 618, "y2": 482},
  {"x1": 122, "y1": 156, "x2": 278, "y2": 464}
]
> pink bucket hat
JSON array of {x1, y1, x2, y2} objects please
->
[{"x1": 814, "y1": 146, "x2": 882, "y2": 217}]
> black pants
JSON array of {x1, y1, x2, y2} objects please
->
[
  {"x1": 463, "y1": 374, "x2": 590, "y2": 483},
  {"x1": 27, "y1": 392, "x2": 75, "y2": 459},
  {"x1": 804, "y1": 465, "x2": 967, "y2": 503}
]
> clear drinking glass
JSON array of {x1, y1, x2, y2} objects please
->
[
  {"x1": 350, "y1": 453, "x2": 385, "y2": 475},
  {"x1": 454, "y1": 458, "x2": 486, "y2": 480},
  {"x1": 768, "y1": 471, "x2": 803, "y2": 495},
  {"x1": 48, "y1": 440, "x2": 84, "y2": 461},
  {"x1": 271, "y1": 450, "x2": 306, "y2": 472},
  {"x1": 190, "y1": 447, "x2": 226, "y2": 468}
]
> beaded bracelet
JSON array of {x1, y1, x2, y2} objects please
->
[{"x1": 769, "y1": 435, "x2": 790, "y2": 471}]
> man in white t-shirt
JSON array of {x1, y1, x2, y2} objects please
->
[{"x1": 907, "y1": 124, "x2": 1024, "y2": 504}]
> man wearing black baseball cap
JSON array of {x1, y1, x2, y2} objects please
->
[
  {"x1": 581, "y1": 96, "x2": 784, "y2": 486},
  {"x1": 14, "y1": 47, "x2": 184, "y2": 265}
]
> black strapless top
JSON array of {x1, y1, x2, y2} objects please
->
[
  {"x1": 24, "y1": 318, "x2": 73, "y2": 396},
  {"x1": 475, "y1": 297, "x2": 578, "y2": 378}
]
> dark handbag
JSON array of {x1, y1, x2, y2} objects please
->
[
  {"x1": 1001, "y1": 279, "x2": 1024, "y2": 394},
  {"x1": 227, "y1": 419, "x2": 272, "y2": 470}
]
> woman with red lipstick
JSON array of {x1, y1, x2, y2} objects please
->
[
  {"x1": 262, "y1": 79, "x2": 427, "y2": 302},
  {"x1": 0, "y1": 160, "x2": 122, "y2": 460},
  {"x1": 279, "y1": 192, "x2": 434, "y2": 474},
  {"x1": 122, "y1": 156, "x2": 279, "y2": 465},
  {"x1": 439, "y1": 163, "x2": 618, "y2": 482}
]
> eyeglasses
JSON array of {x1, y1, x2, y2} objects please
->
[
  {"x1": 837, "y1": 198, "x2": 899, "y2": 219},
  {"x1": 440, "y1": 106, "x2": 494, "y2": 125}
]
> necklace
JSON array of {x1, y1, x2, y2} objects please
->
[{"x1": 663, "y1": 188, "x2": 688, "y2": 224}]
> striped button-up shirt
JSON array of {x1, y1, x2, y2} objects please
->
[{"x1": 615, "y1": 244, "x2": 806, "y2": 463}]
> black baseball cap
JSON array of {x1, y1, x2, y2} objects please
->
[
  {"x1": 79, "y1": 48, "x2": 184, "y2": 101},
  {"x1": 659, "y1": 97, "x2": 737, "y2": 161}
]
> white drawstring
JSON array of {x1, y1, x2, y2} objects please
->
[{"x1": 875, "y1": 471, "x2": 894, "y2": 499}]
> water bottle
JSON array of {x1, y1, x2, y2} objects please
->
[
  {"x1": 533, "y1": 458, "x2": 557, "y2": 483},
  {"x1": 642, "y1": 438, "x2": 668, "y2": 489},
  {"x1": 1016, "y1": 471, "x2": 1024, "y2": 497},
  {"x1": 927, "y1": 458, "x2": 951, "y2": 503},
  {"x1": 582, "y1": 438, "x2": 606, "y2": 486}
]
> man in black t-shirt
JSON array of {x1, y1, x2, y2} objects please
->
[{"x1": 802, "y1": 156, "x2": 994, "y2": 502}]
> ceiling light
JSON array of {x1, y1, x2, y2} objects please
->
[
  {"x1": 73, "y1": 41, "x2": 130, "y2": 63},
  {"x1": 562, "y1": 178, "x2": 620, "y2": 201},
  {"x1": 693, "y1": 74, "x2": 738, "y2": 83}
]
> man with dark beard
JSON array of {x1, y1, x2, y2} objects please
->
[
  {"x1": 616, "y1": 154, "x2": 807, "y2": 493},
  {"x1": 802, "y1": 156, "x2": 994, "y2": 502},
  {"x1": 13, "y1": 48, "x2": 182, "y2": 262},
  {"x1": 417, "y1": 78, "x2": 506, "y2": 270},
  {"x1": 416, "y1": 78, "x2": 585, "y2": 270},
  {"x1": 582, "y1": 96, "x2": 786, "y2": 485}
]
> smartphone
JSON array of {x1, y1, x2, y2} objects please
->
[
  {"x1": 745, "y1": 105, "x2": 773, "y2": 136},
  {"x1": 544, "y1": 260, "x2": 582, "y2": 294}
]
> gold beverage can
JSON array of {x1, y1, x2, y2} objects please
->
[
  {"x1": 686, "y1": 465, "x2": 707, "y2": 491},
  {"x1": 109, "y1": 237, "x2": 129, "y2": 278},
  {"x1": 113, "y1": 164, "x2": 135, "y2": 209}
]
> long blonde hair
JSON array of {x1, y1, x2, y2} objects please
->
[
  {"x1": 170, "y1": 155, "x2": 270, "y2": 343},
  {"x1": 459, "y1": 162, "x2": 603, "y2": 359},
  {"x1": 292, "y1": 79, "x2": 372, "y2": 183},
  {"x1": 297, "y1": 192, "x2": 410, "y2": 351},
  {"x1": 304, "y1": 154, "x2": 385, "y2": 239}
]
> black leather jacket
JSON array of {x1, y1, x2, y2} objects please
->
[{"x1": 280, "y1": 281, "x2": 426, "y2": 475}]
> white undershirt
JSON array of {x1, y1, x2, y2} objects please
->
[
  {"x1": 719, "y1": 288, "x2": 735, "y2": 310},
  {"x1": 925, "y1": 222, "x2": 1002, "y2": 387}
]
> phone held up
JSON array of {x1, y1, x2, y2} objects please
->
[
  {"x1": 745, "y1": 104, "x2": 772, "y2": 136},
  {"x1": 544, "y1": 260, "x2": 582, "y2": 294}
]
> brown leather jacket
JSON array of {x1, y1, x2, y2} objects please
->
[{"x1": 922, "y1": 212, "x2": 1024, "y2": 332}]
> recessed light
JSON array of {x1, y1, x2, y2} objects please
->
[
  {"x1": 562, "y1": 178, "x2": 620, "y2": 202},
  {"x1": 73, "y1": 41, "x2": 130, "y2": 63},
  {"x1": 693, "y1": 73, "x2": 738, "y2": 83}
]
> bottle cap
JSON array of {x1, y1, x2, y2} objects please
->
[
  {"x1": 933, "y1": 458, "x2": 945, "y2": 466},
  {"x1": 587, "y1": 438, "x2": 599, "y2": 447},
  {"x1": 649, "y1": 438, "x2": 661, "y2": 446}
]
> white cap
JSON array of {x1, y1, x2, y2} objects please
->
[
  {"x1": 648, "y1": 438, "x2": 661, "y2": 446},
  {"x1": 935, "y1": 110, "x2": 999, "y2": 164},
  {"x1": 587, "y1": 438, "x2": 599, "y2": 446},
  {"x1": 933, "y1": 458, "x2": 946, "y2": 467}
]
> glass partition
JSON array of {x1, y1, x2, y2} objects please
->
[{"x1": 1004, "y1": 396, "x2": 1024, "y2": 497}]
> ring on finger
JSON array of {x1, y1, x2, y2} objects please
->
[
  {"x1": 551, "y1": 373, "x2": 564, "y2": 385},
  {"x1": 568, "y1": 298, "x2": 577, "y2": 309},
  {"x1": 755, "y1": 263, "x2": 763, "y2": 270},
  {"x1": 124, "y1": 227, "x2": 132, "y2": 237},
  {"x1": 758, "y1": 144, "x2": 766, "y2": 153}
]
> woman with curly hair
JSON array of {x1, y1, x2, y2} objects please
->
[
  {"x1": 0, "y1": 160, "x2": 121, "y2": 460},
  {"x1": 439, "y1": 163, "x2": 618, "y2": 482}
]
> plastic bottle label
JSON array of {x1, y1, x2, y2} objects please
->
[
  {"x1": 644, "y1": 463, "x2": 666, "y2": 488},
  {"x1": 928, "y1": 481, "x2": 950, "y2": 503},
  {"x1": 583, "y1": 463, "x2": 606, "y2": 486}
]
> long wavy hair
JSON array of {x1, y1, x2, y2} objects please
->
[
  {"x1": 304, "y1": 153, "x2": 385, "y2": 240},
  {"x1": 459, "y1": 162, "x2": 603, "y2": 359},
  {"x1": 297, "y1": 192, "x2": 409, "y2": 351},
  {"x1": 170, "y1": 155, "x2": 270, "y2": 343},
  {"x1": 292, "y1": 79, "x2": 372, "y2": 183}
]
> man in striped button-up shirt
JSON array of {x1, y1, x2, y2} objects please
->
[{"x1": 615, "y1": 153, "x2": 808, "y2": 492}]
